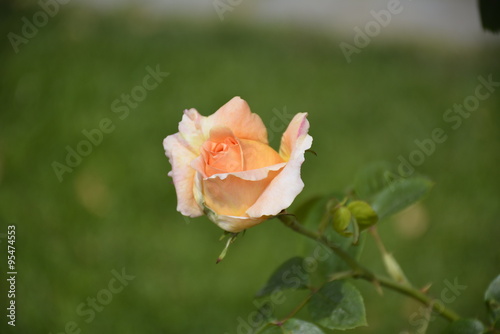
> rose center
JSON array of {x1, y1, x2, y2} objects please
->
[{"x1": 201, "y1": 128, "x2": 243, "y2": 176}]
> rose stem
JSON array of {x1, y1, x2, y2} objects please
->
[{"x1": 277, "y1": 213, "x2": 460, "y2": 323}]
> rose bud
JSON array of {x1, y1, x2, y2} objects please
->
[
  {"x1": 163, "y1": 97, "x2": 313, "y2": 233},
  {"x1": 346, "y1": 200, "x2": 378, "y2": 229}
]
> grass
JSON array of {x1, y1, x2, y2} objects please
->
[{"x1": 0, "y1": 6, "x2": 499, "y2": 334}]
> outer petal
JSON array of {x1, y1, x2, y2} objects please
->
[
  {"x1": 204, "y1": 208, "x2": 272, "y2": 233},
  {"x1": 279, "y1": 112, "x2": 310, "y2": 161},
  {"x1": 163, "y1": 133, "x2": 203, "y2": 217},
  {"x1": 246, "y1": 113, "x2": 312, "y2": 217},
  {"x1": 177, "y1": 108, "x2": 206, "y2": 155},
  {"x1": 203, "y1": 97, "x2": 269, "y2": 144},
  {"x1": 202, "y1": 169, "x2": 282, "y2": 218}
]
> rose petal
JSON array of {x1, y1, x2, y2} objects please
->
[
  {"x1": 279, "y1": 112, "x2": 310, "y2": 161},
  {"x1": 202, "y1": 168, "x2": 282, "y2": 218},
  {"x1": 203, "y1": 97, "x2": 269, "y2": 144},
  {"x1": 176, "y1": 97, "x2": 268, "y2": 152},
  {"x1": 203, "y1": 207, "x2": 271, "y2": 233},
  {"x1": 206, "y1": 126, "x2": 236, "y2": 143},
  {"x1": 199, "y1": 136, "x2": 286, "y2": 219},
  {"x1": 239, "y1": 138, "x2": 284, "y2": 170},
  {"x1": 205, "y1": 163, "x2": 286, "y2": 181},
  {"x1": 163, "y1": 133, "x2": 203, "y2": 217},
  {"x1": 246, "y1": 113, "x2": 312, "y2": 217},
  {"x1": 177, "y1": 108, "x2": 206, "y2": 155},
  {"x1": 191, "y1": 138, "x2": 286, "y2": 181},
  {"x1": 192, "y1": 170, "x2": 204, "y2": 211}
]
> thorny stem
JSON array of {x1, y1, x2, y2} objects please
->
[
  {"x1": 277, "y1": 213, "x2": 461, "y2": 323},
  {"x1": 370, "y1": 226, "x2": 410, "y2": 285}
]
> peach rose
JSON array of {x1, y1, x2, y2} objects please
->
[{"x1": 163, "y1": 97, "x2": 312, "y2": 233}]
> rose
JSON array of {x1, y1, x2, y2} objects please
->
[{"x1": 163, "y1": 97, "x2": 313, "y2": 233}]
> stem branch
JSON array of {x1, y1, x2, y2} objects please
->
[{"x1": 277, "y1": 214, "x2": 460, "y2": 323}]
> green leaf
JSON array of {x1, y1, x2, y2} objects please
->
[
  {"x1": 308, "y1": 280, "x2": 367, "y2": 330},
  {"x1": 485, "y1": 274, "x2": 500, "y2": 325},
  {"x1": 442, "y1": 319, "x2": 485, "y2": 334},
  {"x1": 354, "y1": 161, "x2": 395, "y2": 200},
  {"x1": 371, "y1": 176, "x2": 433, "y2": 220},
  {"x1": 256, "y1": 257, "x2": 309, "y2": 297},
  {"x1": 259, "y1": 319, "x2": 325, "y2": 334},
  {"x1": 293, "y1": 195, "x2": 325, "y2": 223}
]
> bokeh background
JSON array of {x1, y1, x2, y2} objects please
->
[{"x1": 1, "y1": 0, "x2": 499, "y2": 333}]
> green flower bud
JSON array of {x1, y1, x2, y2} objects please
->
[
  {"x1": 332, "y1": 206, "x2": 352, "y2": 236},
  {"x1": 347, "y1": 200, "x2": 378, "y2": 229}
]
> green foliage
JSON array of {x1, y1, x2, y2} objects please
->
[
  {"x1": 354, "y1": 161, "x2": 395, "y2": 200},
  {"x1": 442, "y1": 319, "x2": 485, "y2": 334},
  {"x1": 256, "y1": 257, "x2": 309, "y2": 297},
  {"x1": 371, "y1": 176, "x2": 434, "y2": 220},
  {"x1": 259, "y1": 319, "x2": 325, "y2": 334},
  {"x1": 353, "y1": 162, "x2": 434, "y2": 221},
  {"x1": 294, "y1": 195, "x2": 325, "y2": 223},
  {"x1": 485, "y1": 274, "x2": 500, "y2": 328},
  {"x1": 308, "y1": 280, "x2": 367, "y2": 330}
]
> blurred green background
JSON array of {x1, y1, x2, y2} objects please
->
[{"x1": 0, "y1": 2, "x2": 499, "y2": 333}]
